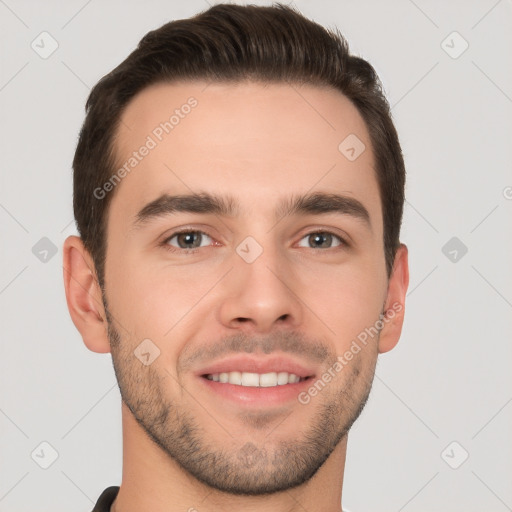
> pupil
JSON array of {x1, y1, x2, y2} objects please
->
[
  {"x1": 178, "y1": 232, "x2": 200, "y2": 248},
  {"x1": 311, "y1": 233, "x2": 330, "y2": 248}
]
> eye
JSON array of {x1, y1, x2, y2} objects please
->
[
  {"x1": 297, "y1": 231, "x2": 346, "y2": 249},
  {"x1": 163, "y1": 230, "x2": 214, "y2": 251},
  {"x1": 160, "y1": 228, "x2": 348, "y2": 254}
]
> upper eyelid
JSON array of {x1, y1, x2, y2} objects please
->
[{"x1": 163, "y1": 228, "x2": 214, "y2": 241}]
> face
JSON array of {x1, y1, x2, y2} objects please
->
[{"x1": 102, "y1": 81, "x2": 392, "y2": 494}]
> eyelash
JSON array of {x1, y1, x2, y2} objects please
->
[{"x1": 160, "y1": 228, "x2": 349, "y2": 254}]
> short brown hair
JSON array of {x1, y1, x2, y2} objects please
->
[{"x1": 72, "y1": 2, "x2": 405, "y2": 287}]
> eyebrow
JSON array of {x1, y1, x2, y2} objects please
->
[{"x1": 131, "y1": 191, "x2": 371, "y2": 231}]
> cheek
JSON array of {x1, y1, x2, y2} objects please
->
[
  {"x1": 107, "y1": 251, "x2": 219, "y2": 341},
  {"x1": 300, "y1": 258, "x2": 386, "y2": 346}
]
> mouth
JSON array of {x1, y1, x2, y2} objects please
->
[
  {"x1": 195, "y1": 355, "x2": 316, "y2": 406},
  {"x1": 202, "y1": 371, "x2": 311, "y2": 387}
]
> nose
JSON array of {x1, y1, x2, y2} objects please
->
[{"x1": 217, "y1": 241, "x2": 304, "y2": 334}]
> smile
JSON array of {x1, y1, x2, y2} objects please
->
[{"x1": 204, "y1": 371, "x2": 310, "y2": 387}]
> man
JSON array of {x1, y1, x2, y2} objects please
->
[{"x1": 63, "y1": 3, "x2": 409, "y2": 511}]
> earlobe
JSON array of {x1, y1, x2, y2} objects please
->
[
  {"x1": 378, "y1": 243, "x2": 409, "y2": 354},
  {"x1": 62, "y1": 235, "x2": 111, "y2": 353}
]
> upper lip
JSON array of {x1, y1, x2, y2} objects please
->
[{"x1": 195, "y1": 354, "x2": 316, "y2": 379}]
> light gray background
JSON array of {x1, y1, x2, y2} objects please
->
[{"x1": 1, "y1": 1, "x2": 511, "y2": 511}]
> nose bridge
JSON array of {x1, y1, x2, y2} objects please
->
[{"x1": 218, "y1": 233, "x2": 303, "y2": 331}]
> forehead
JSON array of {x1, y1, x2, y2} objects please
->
[{"x1": 109, "y1": 80, "x2": 381, "y2": 230}]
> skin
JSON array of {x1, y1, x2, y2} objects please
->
[{"x1": 63, "y1": 81, "x2": 409, "y2": 512}]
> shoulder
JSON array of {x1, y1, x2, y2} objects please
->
[{"x1": 91, "y1": 486, "x2": 120, "y2": 512}]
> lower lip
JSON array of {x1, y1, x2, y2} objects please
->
[{"x1": 198, "y1": 376, "x2": 314, "y2": 406}]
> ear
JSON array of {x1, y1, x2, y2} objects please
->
[
  {"x1": 378, "y1": 243, "x2": 409, "y2": 354},
  {"x1": 62, "y1": 235, "x2": 111, "y2": 353}
]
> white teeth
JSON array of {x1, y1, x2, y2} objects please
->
[
  {"x1": 290, "y1": 374, "x2": 300, "y2": 384},
  {"x1": 228, "y1": 371, "x2": 242, "y2": 385},
  {"x1": 277, "y1": 371, "x2": 290, "y2": 385},
  {"x1": 206, "y1": 371, "x2": 305, "y2": 387},
  {"x1": 241, "y1": 372, "x2": 259, "y2": 387},
  {"x1": 259, "y1": 372, "x2": 277, "y2": 387}
]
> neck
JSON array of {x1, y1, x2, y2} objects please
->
[{"x1": 111, "y1": 404, "x2": 347, "y2": 512}]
